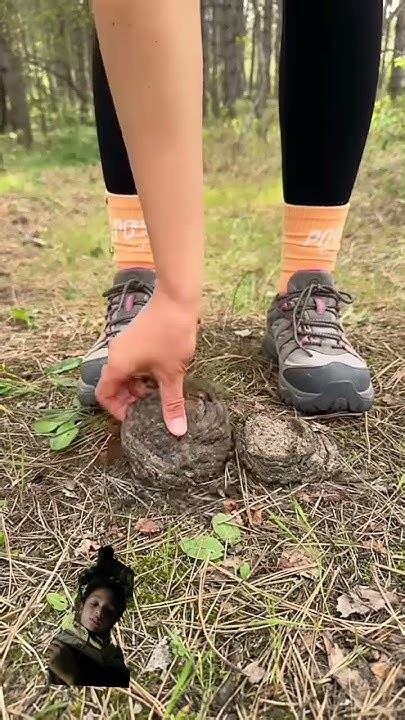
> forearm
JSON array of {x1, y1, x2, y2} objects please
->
[{"x1": 92, "y1": 0, "x2": 204, "y2": 310}]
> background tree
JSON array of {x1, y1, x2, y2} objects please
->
[
  {"x1": 388, "y1": 1, "x2": 405, "y2": 98},
  {"x1": 0, "y1": 0, "x2": 402, "y2": 146}
]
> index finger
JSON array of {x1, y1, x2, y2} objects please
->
[{"x1": 96, "y1": 365, "x2": 137, "y2": 421}]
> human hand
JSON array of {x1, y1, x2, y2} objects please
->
[
  {"x1": 96, "y1": 288, "x2": 199, "y2": 436},
  {"x1": 47, "y1": 639, "x2": 78, "y2": 685}
]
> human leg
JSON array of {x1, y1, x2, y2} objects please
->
[{"x1": 264, "y1": 0, "x2": 383, "y2": 413}]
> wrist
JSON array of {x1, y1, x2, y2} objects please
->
[{"x1": 154, "y1": 280, "x2": 202, "y2": 317}]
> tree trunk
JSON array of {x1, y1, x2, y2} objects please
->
[
  {"x1": 219, "y1": 0, "x2": 246, "y2": 116},
  {"x1": 234, "y1": 0, "x2": 246, "y2": 100},
  {"x1": 201, "y1": 0, "x2": 210, "y2": 118},
  {"x1": 211, "y1": 1, "x2": 221, "y2": 117},
  {"x1": 379, "y1": 0, "x2": 394, "y2": 92},
  {"x1": 0, "y1": 75, "x2": 7, "y2": 133},
  {"x1": 274, "y1": 0, "x2": 283, "y2": 97},
  {"x1": 254, "y1": 0, "x2": 273, "y2": 117},
  {"x1": 248, "y1": 1, "x2": 259, "y2": 98},
  {"x1": 0, "y1": 33, "x2": 33, "y2": 147},
  {"x1": 388, "y1": 1, "x2": 405, "y2": 99},
  {"x1": 73, "y1": 21, "x2": 89, "y2": 121}
]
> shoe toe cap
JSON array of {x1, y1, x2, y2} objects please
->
[
  {"x1": 283, "y1": 363, "x2": 372, "y2": 394},
  {"x1": 80, "y1": 357, "x2": 108, "y2": 388}
]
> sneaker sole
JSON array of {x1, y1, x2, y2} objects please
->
[
  {"x1": 77, "y1": 378, "x2": 98, "y2": 407},
  {"x1": 262, "y1": 333, "x2": 374, "y2": 414}
]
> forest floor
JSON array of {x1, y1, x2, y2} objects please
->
[{"x1": 1, "y1": 114, "x2": 405, "y2": 719}]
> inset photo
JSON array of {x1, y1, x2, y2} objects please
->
[{"x1": 47, "y1": 545, "x2": 134, "y2": 687}]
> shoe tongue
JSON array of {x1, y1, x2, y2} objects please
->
[
  {"x1": 287, "y1": 269, "x2": 335, "y2": 293},
  {"x1": 113, "y1": 267, "x2": 156, "y2": 287}
]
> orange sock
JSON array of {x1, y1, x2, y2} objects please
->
[
  {"x1": 106, "y1": 192, "x2": 155, "y2": 270},
  {"x1": 278, "y1": 203, "x2": 350, "y2": 292}
]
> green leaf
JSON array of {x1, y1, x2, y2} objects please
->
[
  {"x1": 398, "y1": 473, "x2": 405, "y2": 493},
  {"x1": 180, "y1": 535, "x2": 224, "y2": 561},
  {"x1": 0, "y1": 375, "x2": 38, "y2": 398},
  {"x1": 239, "y1": 561, "x2": 251, "y2": 580},
  {"x1": 50, "y1": 421, "x2": 80, "y2": 451},
  {"x1": 42, "y1": 408, "x2": 78, "y2": 419},
  {"x1": 11, "y1": 307, "x2": 33, "y2": 327},
  {"x1": 34, "y1": 417, "x2": 69, "y2": 435},
  {"x1": 166, "y1": 657, "x2": 195, "y2": 716},
  {"x1": 35, "y1": 702, "x2": 70, "y2": 719},
  {"x1": 0, "y1": 380, "x2": 19, "y2": 397},
  {"x1": 170, "y1": 632, "x2": 190, "y2": 659},
  {"x1": 0, "y1": 531, "x2": 5, "y2": 547},
  {"x1": 47, "y1": 357, "x2": 83, "y2": 375},
  {"x1": 61, "y1": 611, "x2": 75, "y2": 630},
  {"x1": 46, "y1": 592, "x2": 68, "y2": 612},
  {"x1": 33, "y1": 410, "x2": 79, "y2": 435},
  {"x1": 51, "y1": 377, "x2": 78, "y2": 389},
  {"x1": 212, "y1": 513, "x2": 241, "y2": 545},
  {"x1": 0, "y1": 499, "x2": 7, "y2": 510}
]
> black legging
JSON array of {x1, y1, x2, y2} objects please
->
[{"x1": 93, "y1": 0, "x2": 383, "y2": 206}]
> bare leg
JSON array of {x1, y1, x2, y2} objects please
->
[{"x1": 92, "y1": 0, "x2": 204, "y2": 306}]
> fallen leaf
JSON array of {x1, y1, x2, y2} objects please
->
[
  {"x1": 337, "y1": 593, "x2": 370, "y2": 617},
  {"x1": 324, "y1": 635, "x2": 370, "y2": 708},
  {"x1": 357, "y1": 586, "x2": 399, "y2": 610},
  {"x1": 223, "y1": 499, "x2": 238, "y2": 512},
  {"x1": 278, "y1": 548, "x2": 319, "y2": 579},
  {"x1": 145, "y1": 637, "x2": 170, "y2": 672},
  {"x1": 337, "y1": 586, "x2": 399, "y2": 618},
  {"x1": 381, "y1": 393, "x2": 404, "y2": 407},
  {"x1": 64, "y1": 479, "x2": 76, "y2": 492},
  {"x1": 75, "y1": 538, "x2": 100, "y2": 557},
  {"x1": 295, "y1": 488, "x2": 348, "y2": 504},
  {"x1": 234, "y1": 329, "x2": 252, "y2": 337},
  {"x1": 106, "y1": 522, "x2": 124, "y2": 540},
  {"x1": 62, "y1": 487, "x2": 77, "y2": 499},
  {"x1": 62, "y1": 479, "x2": 78, "y2": 499},
  {"x1": 361, "y1": 539, "x2": 387, "y2": 555},
  {"x1": 243, "y1": 660, "x2": 265, "y2": 684},
  {"x1": 135, "y1": 518, "x2": 162, "y2": 535},
  {"x1": 133, "y1": 702, "x2": 143, "y2": 715},
  {"x1": 222, "y1": 556, "x2": 244, "y2": 572},
  {"x1": 251, "y1": 508, "x2": 264, "y2": 526},
  {"x1": 370, "y1": 660, "x2": 392, "y2": 680}
]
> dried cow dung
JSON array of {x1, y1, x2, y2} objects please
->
[
  {"x1": 236, "y1": 412, "x2": 339, "y2": 486},
  {"x1": 121, "y1": 379, "x2": 232, "y2": 490}
]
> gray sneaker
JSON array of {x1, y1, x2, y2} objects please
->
[
  {"x1": 78, "y1": 268, "x2": 155, "y2": 406},
  {"x1": 263, "y1": 270, "x2": 374, "y2": 413}
]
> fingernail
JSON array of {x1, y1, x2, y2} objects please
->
[{"x1": 169, "y1": 417, "x2": 187, "y2": 437}]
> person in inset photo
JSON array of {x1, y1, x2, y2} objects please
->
[{"x1": 47, "y1": 545, "x2": 134, "y2": 687}]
